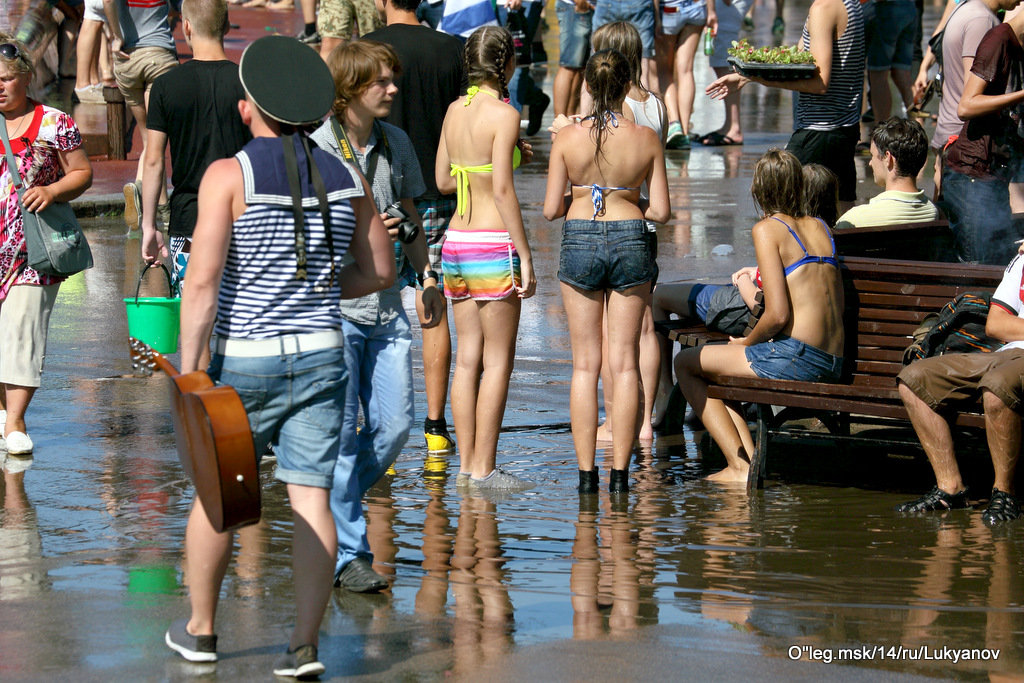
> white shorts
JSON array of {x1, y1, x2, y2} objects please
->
[
  {"x1": 84, "y1": 0, "x2": 106, "y2": 23},
  {"x1": 0, "y1": 283, "x2": 60, "y2": 388}
]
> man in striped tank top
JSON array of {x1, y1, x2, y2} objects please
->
[
  {"x1": 706, "y1": 0, "x2": 866, "y2": 211},
  {"x1": 163, "y1": 37, "x2": 395, "y2": 678}
]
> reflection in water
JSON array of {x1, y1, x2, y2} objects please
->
[
  {"x1": 451, "y1": 494, "x2": 514, "y2": 676},
  {"x1": 0, "y1": 460, "x2": 48, "y2": 601}
]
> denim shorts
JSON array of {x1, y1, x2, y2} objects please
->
[
  {"x1": 557, "y1": 1, "x2": 593, "y2": 68},
  {"x1": 744, "y1": 336, "x2": 844, "y2": 382},
  {"x1": 558, "y1": 219, "x2": 655, "y2": 291},
  {"x1": 594, "y1": 0, "x2": 655, "y2": 57},
  {"x1": 209, "y1": 346, "x2": 347, "y2": 489},
  {"x1": 661, "y1": 0, "x2": 707, "y2": 36},
  {"x1": 687, "y1": 283, "x2": 724, "y2": 322},
  {"x1": 866, "y1": 0, "x2": 917, "y2": 70}
]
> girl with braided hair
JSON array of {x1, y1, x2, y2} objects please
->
[
  {"x1": 435, "y1": 25, "x2": 537, "y2": 492},
  {"x1": 544, "y1": 49, "x2": 669, "y2": 494}
]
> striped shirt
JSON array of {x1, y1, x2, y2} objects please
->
[
  {"x1": 214, "y1": 136, "x2": 365, "y2": 340},
  {"x1": 794, "y1": 0, "x2": 865, "y2": 131}
]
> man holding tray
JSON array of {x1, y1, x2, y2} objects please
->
[{"x1": 707, "y1": 0, "x2": 865, "y2": 212}]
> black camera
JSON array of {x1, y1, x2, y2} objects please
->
[{"x1": 385, "y1": 201, "x2": 420, "y2": 244}]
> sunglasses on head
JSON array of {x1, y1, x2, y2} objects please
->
[{"x1": 0, "y1": 43, "x2": 23, "y2": 61}]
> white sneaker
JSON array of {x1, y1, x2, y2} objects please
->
[
  {"x1": 74, "y1": 84, "x2": 105, "y2": 104},
  {"x1": 5, "y1": 431, "x2": 33, "y2": 455}
]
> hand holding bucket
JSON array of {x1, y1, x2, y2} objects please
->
[{"x1": 124, "y1": 263, "x2": 181, "y2": 354}]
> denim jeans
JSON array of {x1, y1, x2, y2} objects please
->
[
  {"x1": 941, "y1": 168, "x2": 1013, "y2": 265},
  {"x1": 556, "y1": 1, "x2": 593, "y2": 68},
  {"x1": 209, "y1": 346, "x2": 347, "y2": 488},
  {"x1": 331, "y1": 313, "x2": 414, "y2": 573},
  {"x1": 593, "y1": 0, "x2": 656, "y2": 57}
]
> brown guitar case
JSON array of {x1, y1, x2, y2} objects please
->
[{"x1": 131, "y1": 338, "x2": 261, "y2": 532}]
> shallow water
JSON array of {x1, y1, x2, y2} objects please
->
[{"x1": 5, "y1": 1, "x2": 1020, "y2": 679}]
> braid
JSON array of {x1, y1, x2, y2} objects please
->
[{"x1": 494, "y1": 35, "x2": 510, "y2": 100}]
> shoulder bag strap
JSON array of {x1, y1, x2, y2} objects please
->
[{"x1": 0, "y1": 117, "x2": 29, "y2": 204}]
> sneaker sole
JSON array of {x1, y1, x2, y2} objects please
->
[
  {"x1": 273, "y1": 661, "x2": 326, "y2": 677},
  {"x1": 425, "y1": 434, "x2": 455, "y2": 453},
  {"x1": 124, "y1": 183, "x2": 141, "y2": 231},
  {"x1": 165, "y1": 631, "x2": 217, "y2": 663}
]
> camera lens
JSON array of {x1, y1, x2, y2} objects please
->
[{"x1": 397, "y1": 220, "x2": 419, "y2": 244}]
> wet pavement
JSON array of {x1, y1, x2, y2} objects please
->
[{"x1": 5, "y1": 0, "x2": 1024, "y2": 681}]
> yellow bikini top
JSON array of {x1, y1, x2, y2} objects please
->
[{"x1": 450, "y1": 86, "x2": 522, "y2": 216}]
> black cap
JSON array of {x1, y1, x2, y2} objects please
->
[{"x1": 239, "y1": 36, "x2": 334, "y2": 125}]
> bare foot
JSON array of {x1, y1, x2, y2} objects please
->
[
  {"x1": 706, "y1": 466, "x2": 748, "y2": 484},
  {"x1": 268, "y1": 0, "x2": 294, "y2": 8},
  {"x1": 638, "y1": 423, "x2": 654, "y2": 442},
  {"x1": 595, "y1": 420, "x2": 613, "y2": 443}
]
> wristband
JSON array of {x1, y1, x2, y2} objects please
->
[{"x1": 417, "y1": 269, "x2": 440, "y2": 286}]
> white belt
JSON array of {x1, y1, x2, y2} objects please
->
[{"x1": 213, "y1": 330, "x2": 345, "y2": 357}]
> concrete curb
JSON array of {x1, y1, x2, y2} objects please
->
[{"x1": 73, "y1": 193, "x2": 126, "y2": 218}]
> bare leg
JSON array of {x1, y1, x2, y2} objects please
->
[
  {"x1": 656, "y1": 34, "x2": 679, "y2": 123},
  {"x1": 554, "y1": 66, "x2": 583, "y2": 117},
  {"x1": 470, "y1": 298, "x2": 521, "y2": 476},
  {"x1": 417, "y1": 289, "x2": 452, "y2": 423},
  {"x1": 606, "y1": 284, "x2": 650, "y2": 470},
  {"x1": 596, "y1": 302, "x2": 613, "y2": 443},
  {"x1": 891, "y1": 67, "x2": 914, "y2": 112},
  {"x1": 286, "y1": 483, "x2": 335, "y2": 650},
  {"x1": 675, "y1": 344, "x2": 758, "y2": 482},
  {"x1": 560, "y1": 282, "x2": 606, "y2": 471},
  {"x1": 867, "y1": 70, "x2": 893, "y2": 128},
  {"x1": 638, "y1": 305, "x2": 659, "y2": 441},
  {"x1": 184, "y1": 496, "x2": 234, "y2": 636},
  {"x1": 711, "y1": 66, "x2": 743, "y2": 142},
  {"x1": 450, "y1": 298, "x2": 482, "y2": 475},
  {"x1": 672, "y1": 25, "x2": 703, "y2": 137},
  {"x1": 2, "y1": 385, "x2": 36, "y2": 436},
  {"x1": 75, "y1": 19, "x2": 103, "y2": 90},
  {"x1": 898, "y1": 382, "x2": 964, "y2": 494},
  {"x1": 983, "y1": 390, "x2": 1020, "y2": 495}
]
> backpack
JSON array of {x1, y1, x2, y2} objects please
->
[{"x1": 902, "y1": 291, "x2": 1003, "y2": 365}]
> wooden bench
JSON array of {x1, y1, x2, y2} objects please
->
[
  {"x1": 659, "y1": 256, "x2": 1005, "y2": 493},
  {"x1": 833, "y1": 215, "x2": 1024, "y2": 262}
]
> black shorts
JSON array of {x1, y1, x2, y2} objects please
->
[{"x1": 787, "y1": 124, "x2": 859, "y2": 202}]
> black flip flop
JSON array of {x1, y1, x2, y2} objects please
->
[{"x1": 700, "y1": 131, "x2": 742, "y2": 146}]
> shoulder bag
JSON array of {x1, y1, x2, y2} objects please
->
[{"x1": 0, "y1": 113, "x2": 92, "y2": 277}]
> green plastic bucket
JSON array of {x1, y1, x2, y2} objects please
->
[{"x1": 124, "y1": 264, "x2": 180, "y2": 354}]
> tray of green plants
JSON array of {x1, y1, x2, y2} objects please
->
[{"x1": 726, "y1": 39, "x2": 817, "y2": 80}]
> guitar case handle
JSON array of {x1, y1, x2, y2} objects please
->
[{"x1": 134, "y1": 262, "x2": 176, "y2": 304}]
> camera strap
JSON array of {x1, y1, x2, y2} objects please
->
[{"x1": 330, "y1": 116, "x2": 399, "y2": 201}]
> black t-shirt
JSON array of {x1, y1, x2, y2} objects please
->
[
  {"x1": 364, "y1": 24, "x2": 464, "y2": 201},
  {"x1": 946, "y1": 23, "x2": 1024, "y2": 180},
  {"x1": 147, "y1": 59, "x2": 252, "y2": 236}
]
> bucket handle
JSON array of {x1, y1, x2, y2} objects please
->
[{"x1": 133, "y1": 262, "x2": 175, "y2": 305}]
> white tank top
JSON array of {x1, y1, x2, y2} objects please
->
[{"x1": 625, "y1": 92, "x2": 666, "y2": 140}]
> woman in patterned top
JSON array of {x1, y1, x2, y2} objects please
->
[{"x1": 0, "y1": 35, "x2": 93, "y2": 457}]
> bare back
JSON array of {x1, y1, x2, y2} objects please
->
[
  {"x1": 754, "y1": 213, "x2": 845, "y2": 355},
  {"x1": 556, "y1": 117, "x2": 662, "y2": 221},
  {"x1": 436, "y1": 90, "x2": 521, "y2": 231}
]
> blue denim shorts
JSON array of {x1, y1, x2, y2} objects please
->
[
  {"x1": 209, "y1": 346, "x2": 347, "y2": 489},
  {"x1": 866, "y1": 0, "x2": 917, "y2": 70},
  {"x1": 661, "y1": 0, "x2": 707, "y2": 36},
  {"x1": 557, "y1": 1, "x2": 593, "y2": 68},
  {"x1": 594, "y1": 0, "x2": 655, "y2": 57},
  {"x1": 558, "y1": 219, "x2": 655, "y2": 291},
  {"x1": 744, "y1": 336, "x2": 844, "y2": 382},
  {"x1": 687, "y1": 283, "x2": 724, "y2": 322}
]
